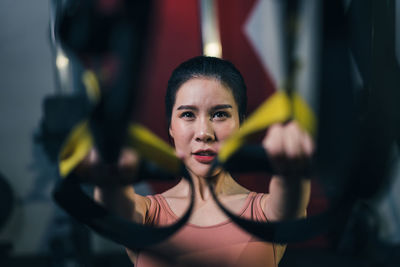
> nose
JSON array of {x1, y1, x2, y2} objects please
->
[{"x1": 195, "y1": 118, "x2": 215, "y2": 143}]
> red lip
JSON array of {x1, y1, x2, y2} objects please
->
[{"x1": 192, "y1": 149, "x2": 217, "y2": 164}]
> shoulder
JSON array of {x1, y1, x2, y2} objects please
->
[
  {"x1": 128, "y1": 193, "x2": 152, "y2": 224},
  {"x1": 248, "y1": 193, "x2": 288, "y2": 262},
  {"x1": 260, "y1": 193, "x2": 269, "y2": 211},
  {"x1": 238, "y1": 192, "x2": 269, "y2": 221},
  {"x1": 259, "y1": 193, "x2": 274, "y2": 220},
  {"x1": 144, "y1": 193, "x2": 180, "y2": 225},
  {"x1": 135, "y1": 193, "x2": 152, "y2": 210}
]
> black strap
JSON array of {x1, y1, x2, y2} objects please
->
[{"x1": 53, "y1": 166, "x2": 194, "y2": 249}]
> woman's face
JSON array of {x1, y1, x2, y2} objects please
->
[{"x1": 169, "y1": 77, "x2": 240, "y2": 178}]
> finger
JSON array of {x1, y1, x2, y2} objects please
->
[
  {"x1": 282, "y1": 122, "x2": 304, "y2": 159},
  {"x1": 263, "y1": 124, "x2": 284, "y2": 157},
  {"x1": 301, "y1": 130, "x2": 314, "y2": 156},
  {"x1": 74, "y1": 148, "x2": 98, "y2": 180},
  {"x1": 118, "y1": 148, "x2": 139, "y2": 168},
  {"x1": 281, "y1": 122, "x2": 313, "y2": 176},
  {"x1": 115, "y1": 148, "x2": 140, "y2": 184},
  {"x1": 280, "y1": 129, "x2": 300, "y2": 176},
  {"x1": 263, "y1": 124, "x2": 286, "y2": 174},
  {"x1": 88, "y1": 148, "x2": 99, "y2": 164}
]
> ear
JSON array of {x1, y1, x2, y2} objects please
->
[{"x1": 169, "y1": 126, "x2": 174, "y2": 139}]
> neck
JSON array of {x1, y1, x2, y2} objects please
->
[{"x1": 179, "y1": 169, "x2": 241, "y2": 203}]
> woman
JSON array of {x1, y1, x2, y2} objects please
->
[{"x1": 78, "y1": 56, "x2": 313, "y2": 266}]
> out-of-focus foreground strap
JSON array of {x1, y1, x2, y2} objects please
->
[
  {"x1": 59, "y1": 121, "x2": 93, "y2": 178},
  {"x1": 59, "y1": 122, "x2": 180, "y2": 178}
]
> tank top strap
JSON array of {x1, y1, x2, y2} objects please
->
[
  {"x1": 145, "y1": 194, "x2": 177, "y2": 225},
  {"x1": 241, "y1": 192, "x2": 268, "y2": 222}
]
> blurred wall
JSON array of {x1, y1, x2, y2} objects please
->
[{"x1": 0, "y1": 0, "x2": 55, "y2": 255}]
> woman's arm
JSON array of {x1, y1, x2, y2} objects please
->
[
  {"x1": 94, "y1": 185, "x2": 150, "y2": 223},
  {"x1": 261, "y1": 121, "x2": 313, "y2": 221},
  {"x1": 75, "y1": 148, "x2": 150, "y2": 223}
]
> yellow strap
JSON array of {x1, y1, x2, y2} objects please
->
[
  {"x1": 218, "y1": 91, "x2": 316, "y2": 162},
  {"x1": 59, "y1": 120, "x2": 93, "y2": 177},
  {"x1": 59, "y1": 122, "x2": 181, "y2": 178},
  {"x1": 59, "y1": 70, "x2": 100, "y2": 177},
  {"x1": 127, "y1": 124, "x2": 181, "y2": 174},
  {"x1": 82, "y1": 70, "x2": 101, "y2": 103}
]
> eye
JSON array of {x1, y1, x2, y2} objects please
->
[
  {"x1": 180, "y1": 111, "x2": 195, "y2": 119},
  {"x1": 212, "y1": 111, "x2": 230, "y2": 120}
]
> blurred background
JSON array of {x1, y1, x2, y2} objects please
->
[{"x1": 0, "y1": 0, "x2": 400, "y2": 266}]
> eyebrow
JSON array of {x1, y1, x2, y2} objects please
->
[
  {"x1": 211, "y1": 104, "x2": 233, "y2": 111},
  {"x1": 176, "y1": 104, "x2": 233, "y2": 111},
  {"x1": 177, "y1": 105, "x2": 197, "y2": 111}
]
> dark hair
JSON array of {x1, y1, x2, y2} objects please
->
[{"x1": 165, "y1": 56, "x2": 247, "y2": 128}]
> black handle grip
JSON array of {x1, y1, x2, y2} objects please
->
[{"x1": 222, "y1": 145, "x2": 272, "y2": 173}]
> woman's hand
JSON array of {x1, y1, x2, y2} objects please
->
[
  {"x1": 73, "y1": 148, "x2": 150, "y2": 225},
  {"x1": 74, "y1": 147, "x2": 140, "y2": 187},
  {"x1": 262, "y1": 120, "x2": 314, "y2": 178},
  {"x1": 262, "y1": 120, "x2": 314, "y2": 221}
]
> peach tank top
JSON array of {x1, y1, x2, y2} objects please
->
[{"x1": 136, "y1": 192, "x2": 278, "y2": 267}]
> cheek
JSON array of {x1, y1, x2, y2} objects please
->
[
  {"x1": 215, "y1": 122, "x2": 239, "y2": 140},
  {"x1": 170, "y1": 122, "x2": 192, "y2": 150}
]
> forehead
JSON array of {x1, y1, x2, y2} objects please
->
[{"x1": 174, "y1": 78, "x2": 236, "y2": 107}]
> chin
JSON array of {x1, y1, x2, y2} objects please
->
[{"x1": 187, "y1": 165, "x2": 222, "y2": 179}]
